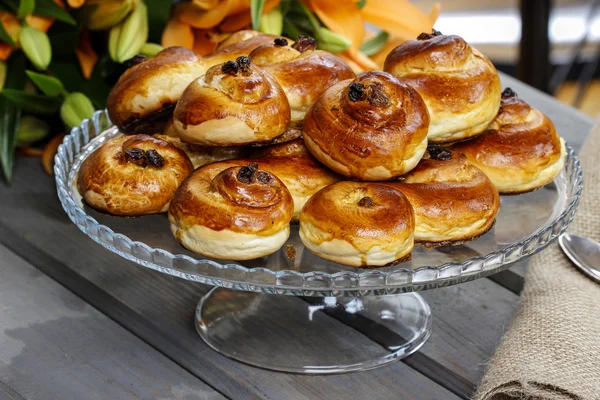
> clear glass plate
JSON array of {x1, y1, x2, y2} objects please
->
[{"x1": 55, "y1": 110, "x2": 583, "y2": 297}]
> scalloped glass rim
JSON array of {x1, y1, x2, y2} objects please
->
[{"x1": 55, "y1": 110, "x2": 583, "y2": 296}]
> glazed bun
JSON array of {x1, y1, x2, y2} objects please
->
[
  {"x1": 77, "y1": 135, "x2": 194, "y2": 216},
  {"x1": 452, "y1": 88, "x2": 566, "y2": 194},
  {"x1": 299, "y1": 181, "x2": 415, "y2": 267},
  {"x1": 107, "y1": 47, "x2": 206, "y2": 134},
  {"x1": 196, "y1": 144, "x2": 340, "y2": 220},
  {"x1": 384, "y1": 30, "x2": 501, "y2": 143},
  {"x1": 249, "y1": 36, "x2": 356, "y2": 121},
  {"x1": 208, "y1": 31, "x2": 276, "y2": 62},
  {"x1": 302, "y1": 71, "x2": 429, "y2": 180},
  {"x1": 169, "y1": 163, "x2": 294, "y2": 260},
  {"x1": 173, "y1": 56, "x2": 291, "y2": 146},
  {"x1": 385, "y1": 148, "x2": 500, "y2": 244}
]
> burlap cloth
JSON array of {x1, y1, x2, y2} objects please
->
[{"x1": 475, "y1": 121, "x2": 600, "y2": 400}]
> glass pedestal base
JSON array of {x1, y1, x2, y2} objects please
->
[{"x1": 195, "y1": 288, "x2": 432, "y2": 374}]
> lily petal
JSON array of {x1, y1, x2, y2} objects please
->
[
  {"x1": 219, "y1": 0, "x2": 280, "y2": 33},
  {"x1": 309, "y1": 0, "x2": 364, "y2": 53},
  {"x1": 162, "y1": 16, "x2": 195, "y2": 49},
  {"x1": 75, "y1": 28, "x2": 98, "y2": 79},
  {"x1": 361, "y1": 0, "x2": 438, "y2": 38},
  {"x1": 193, "y1": 29, "x2": 220, "y2": 55}
]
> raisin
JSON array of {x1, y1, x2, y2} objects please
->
[
  {"x1": 502, "y1": 87, "x2": 517, "y2": 98},
  {"x1": 221, "y1": 60, "x2": 239, "y2": 75},
  {"x1": 274, "y1": 38, "x2": 288, "y2": 46},
  {"x1": 236, "y1": 56, "x2": 251, "y2": 74},
  {"x1": 358, "y1": 196, "x2": 375, "y2": 207},
  {"x1": 367, "y1": 84, "x2": 390, "y2": 107},
  {"x1": 237, "y1": 163, "x2": 258, "y2": 184},
  {"x1": 124, "y1": 148, "x2": 147, "y2": 167},
  {"x1": 256, "y1": 170, "x2": 272, "y2": 183},
  {"x1": 428, "y1": 146, "x2": 452, "y2": 161},
  {"x1": 417, "y1": 29, "x2": 442, "y2": 40},
  {"x1": 146, "y1": 149, "x2": 165, "y2": 168},
  {"x1": 291, "y1": 36, "x2": 317, "y2": 52},
  {"x1": 348, "y1": 82, "x2": 366, "y2": 102}
]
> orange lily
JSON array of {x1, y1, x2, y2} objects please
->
[
  {"x1": 66, "y1": 0, "x2": 85, "y2": 8},
  {"x1": 75, "y1": 28, "x2": 98, "y2": 79},
  {"x1": 162, "y1": 15, "x2": 195, "y2": 49},
  {"x1": 309, "y1": 0, "x2": 364, "y2": 54},
  {"x1": 0, "y1": 12, "x2": 21, "y2": 60},
  {"x1": 219, "y1": 0, "x2": 280, "y2": 32},
  {"x1": 193, "y1": 28, "x2": 220, "y2": 55}
]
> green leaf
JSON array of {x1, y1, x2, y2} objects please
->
[
  {"x1": 356, "y1": 0, "x2": 366, "y2": 10},
  {"x1": 17, "y1": 115, "x2": 49, "y2": 144},
  {"x1": 0, "y1": 20, "x2": 16, "y2": 46},
  {"x1": 25, "y1": 70, "x2": 64, "y2": 96},
  {"x1": 2, "y1": 89, "x2": 61, "y2": 114},
  {"x1": 0, "y1": 53, "x2": 26, "y2": 184},
  {"x1": 251, "y1": 0, "x2": 266, "y2": 31},
  {"x1": 34, "y1": 0, "x2": 76, "y2": 25},
  {"x1": 145, "y1": 0, "x2": 171, "y2": 43},
  {"x1": 18, "y1": 0, "x2": 35, "y2": 18},
  {"x1": 297, "y1": 2, "x2": 321, "y2": 31},
  {"x1": 360, "y1": 30, "x2": 389, "y2": 56}
]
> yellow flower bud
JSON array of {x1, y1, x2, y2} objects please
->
[
  {"x1": 19, "y1": 26, "x2": 52, "y2": 71},
  {"x1": 85, "y1": 0, "x2": 133, "y2": 31},
  {"x1": 259, "y1": 6, "x2": 283, "y2": 36},
  {"x1": 108, "y1": 1, "x2": 148, "y2": 63},
  {"x1": 139, "y1": 42, "x2": 163, "y2": 58},
  {"x1": 315, "y1": 27, "x2": 351, "y2": 53},
  {"x1": 60, "y1": 92, "x2": 95, "y2": 129}
]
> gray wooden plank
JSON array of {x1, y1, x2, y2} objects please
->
[
  {"x1": 0, "y1": 243, "x2": 225, "y2": 400},
  {"x1": 0, "y1": 156, "x2": 521, "y2": 400},
  {"x1": 490, "y1": 74, "x2": 594, "y2": 294}
]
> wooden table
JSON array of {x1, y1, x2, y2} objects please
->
[{"x1": 0, "y1": 75, "x2": 593, "y2": 400}]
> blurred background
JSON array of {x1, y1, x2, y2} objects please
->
[{"x1": 416, "y1": 0, "x2": 600, "y2": 117}]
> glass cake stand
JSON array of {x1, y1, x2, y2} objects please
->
[{"x1": 55, "y1": 111, "x2": 583, "y2": 374}]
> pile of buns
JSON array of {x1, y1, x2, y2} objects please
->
[{"x1": 77, "y1": 29, "x2": 566, "y2": 267}]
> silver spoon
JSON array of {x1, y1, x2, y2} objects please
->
[{"x1": 558, "y1": 233, "x2": 600, "y2": 282}]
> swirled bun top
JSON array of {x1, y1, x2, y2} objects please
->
[
  {"x1": 249, "y1": 36, "x2": 356, "y2": 121},
  {"x1": 194, "y1": 149, "x2": 340, "y2": 220},
  {"x1": 384, "y1": 30, "x2": 501, "y2": 143},
  {"x1": 107, "y1": 47, "x2": 207, "y2": 134},
  {"x1": 302, "y1": 71, "x2": 429, "y2": 180},
  {"x1": 173, "y1": 56, "x2": 291, "y2": 146},
  {"x1": 209, "y1": 31, "x2": 276, "y2": 59},
  {"x1": 385, "y1": 148, "x2": 500, "y2": 244},
  {"x1": 452, "y1": 88, "x2": 566, "y2": 193},
  {"x1": 77, "y1": 134, "x2": 194, "y2": 216},
  {"x1": 168, "y1": 162, "x2": 294, "y2": 260},
  {"x1": 299, "y1": 181, "x2": 415, "y2": 267}
]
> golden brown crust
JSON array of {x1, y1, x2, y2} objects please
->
[
  {"x1": 383, "y1": 150, "x2": 500, "y2": 243},
  {"x1": 173, "y1": 58, "x2": 291, "y2": 146},
  {"x1": 155, "y1": 133, "x2": 246, "y2": 169},
  {"x1": 206, "y1": 33, "x2": 277, "y2": 64},
  {"x1": 189, "y1": 153, "x2": 340, "y2": 220},
  {"x1": 384, "y1": 33, "x2": 501, "y2": 143},
  {"x1": 169, "y1": 163, "x2": 293, "y2": 235},
  {"x1": 248, "y1": 138, "x2": 308, "y2": 158},
  {"x1": 299, "y1": 181, "x2": 415, "y2": 267},
  {"x1": 302, "y1": 71, "x2": 429, "y2": 180},
  {"x1": 250, "y1": 40, "x2": 356, "y2": 120},
  {"x1": 451, "y1": 91, "x2": 565, "y2": 193},
  {"x1": 107, "y1": 47, "x2": 207, "y2": 133},
  {"x1": 77, "y1": 134, "x2": 194, "y2": 216}
]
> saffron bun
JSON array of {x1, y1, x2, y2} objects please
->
[
  {"x1": 106, "y1": 33, "x2": 277, "y2": 134},
  {"x1": 173, "y1": 56, "x2": 291, "y2": 146},
  {"x1": 249, "y1": 36, "x2": 355, "y2": 121},
  {"x1": 107, "y1": 47, "x2": 206, "y2": 134},
  {"x1": 384, "y1": 148, "x2": 500, "y2": 245},
  {"x1": 168, "y1": 163, "x2": 294, "y2": 260},
  {"x1": 299, "y1": 181, "x2": 415, "y2": 267},
  {"x1": 195, "y1": 148, "x2": 340, "y2": 221},
  {"x1": 77, "y1": 134, "x2": 194, "y2": 216},
  {"x1": 452, "y1": 88, "x2": 566, "y2": 194},
  {"x1": 302, "y1": 71, "x2": 430, "y2": 180},
  {"x1": 384, "y1": 30, "x2": 501, "y2": 143}
]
